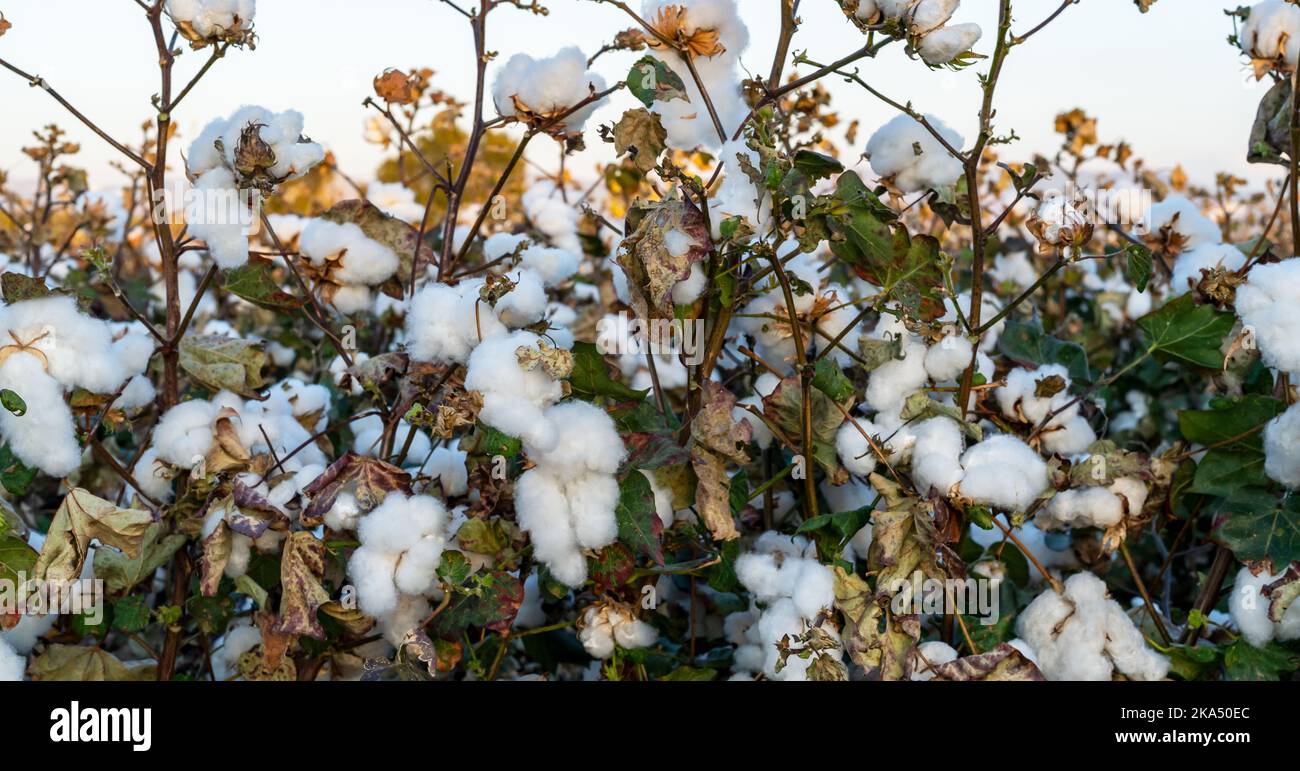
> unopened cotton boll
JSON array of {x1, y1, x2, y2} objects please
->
[
  {"x1": 958, "y1": 435, "x2": 1049, "y2": 512},
  {"x1": 1236, "y1": 258, "x2": 1300, "y2": 373},
  {"x1": 1017, "y1": 571, "x2": 1169, "y2": 681},
  {"x1": 918, "y1": 22, "x2": 982, "y2": 64},
  {"x1": 492, "y1": 47, "x2": 608, "y2": 134},
  {"x1": 1171, "y1": 243, "x2": 1245, "y2": 294},
  {"x1": 1229, "y1": 565, "x2": 1300, "y2": 648},
  {"x1": 1264, "y1": 401, "x2": 1300, "y2": 488},
  {"x1": 865, "y1": 113, "x2": 964, "y2": 193}
]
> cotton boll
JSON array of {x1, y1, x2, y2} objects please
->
[
  {"x1": 514, "y1": 469, "x2": 586, "y2": 587},
  {"x1": 990, "y1": 251, "x2": 1038, "y2": 290},
  {"x1": 187, "y1": 106, "x2": 324, "y2": 182},
  {"x1": 865, "y1": 339, "x2": 928, "y2": 412},
  {"x1": 959, "y1": 435, "x2": 1049, "y2": 512},
  {"x1": 519, "y1": 245, "x2": 580, "y2": 287},
  {"x1": 323, "y1": 490, "x2": 363, "y2": 532},
  {"x1": 377, "y1": 594, "x2": 432, "y2": 647},
  {"x1": 0, "y1": 357, "x2": 83, "y2": 476},
  {"x1": 299, "y1": 219, "x2": 401, "y2": 287},
  {"x1": 1040, "y1": 414, "x2": 1097, "y2": 456},
  {"x1": 1171, "y1": 243, "x2": 1245, "y2": 294},
  {"x1": 514, "y1": 572, "x2": 548, "y2": 629},
  {"x1": 710, "y1": 140, "x2": 773, "y2": 236},
  {"x1": 484, "y1": 232, "x2": 530, "y2": 261},
  {"x1": 348, "y1": 493, "x2": 449, "y2": 618},
  {"x1": 492, "y1": 47, "x2": 608, "y2": 134},
  {"x1": 734, "y1": 395, "x2": 773, "y2": 450},
  {"x1": 527, "y1": 400, "x2": 628, "y2": 478},
  {"x1": 1017, "y1": 571, "x2": 1168, "y2": 681},
  {"x1": 166, "y1": 0, "x2": 255, "y2": 45},
  {"x1": 212, "y1": 622, "x2": 262, "y2": 681},
  {"x1": 995, "y1": 364, "x2": 1079, "y2": 430},
  {"x1": 1228, "y1": 566, "x2": 1300, "y2": 648},
  {"x1": 671, "y1": 262, "x2": 707, "y2": 306},
  {"x1": 153, "y1": 400, "x2": 220, "y2": 469},
  {"x1": 836, "y1": 420, "x2": 880, "y2": 477},
  {"x1": 924, "y1": 334, "x2": 973, "y2": 382},
  {"x1": 1040, "y1": 485, "x2": 1124, "y2": 531},
  {"x1": 0, "y1": 294, "x2": 130, "y2": 394},
  {"x1": 918, "y1": 22, "x2": 982, "y2": 64},
  {"x1": 865, "y1": 113, "x2": 964, "y2": 193},
  {"x1": 420, "y1": 446, "x2": 469, "y2": 497},
  {"x1": 1240, "y1": 0, "x2": 1300, "y2": 70},
  {"x1": 185, "y1": 168, "x2": 252, "y2": 268},
  {"x1": 405, "y1": 281, "x2": 503, "y2": 364},
  {"x1": 0, "y1": 636, "x2": 25, "y2": 681},
  {"x1": 910, "y1": 417, "x2": 965, "y2": 496},
  {"x1": 132, "y1": 448, "x2": 176, "y2": 504},
  {"x1": 1264, "y1": 402, "x2": 1300, "y2": 488},
  {"x1": 911, "y1": 640, "x2": 958, "y2": 681},
  {"x1": 1146, "y1": 194, "x2": 1220, "y2": 251},
  {"x1": 493, "y1": 268, "x2": 549, "y2": 328},
  {"x1": 565, "y1": 472, "x2": 621, "y2": 550},
  {"x1": 642, "y1": 469, "x2": 676, "y2": 528},
  {"x1": 942, "y1": 292, "x2": 1004, "y2": 353},
  {"x1": 908, "y1": 0, "x2": 958, "y2": 34},
  {"x1": 1236, "y1": 258, "x2": 1300, "y2": 373},
  {"x1": 366, "y1": 181, "x2": 426, "y2": 222},
  {"x1": 464, "y1": 331, "x2": 565, "y2": 452}
]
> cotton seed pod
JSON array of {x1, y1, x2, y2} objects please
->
[{"x1": 1027, "y1": 194, "x2": 1093, "y2": 254}]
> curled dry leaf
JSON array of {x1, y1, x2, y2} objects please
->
[{"x1": 33, "y1": 488, "x2": 154, "y2": 584}]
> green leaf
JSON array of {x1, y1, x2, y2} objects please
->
[
  {"x1": 1179, "y1": 395, "x2": 1284, "y2": 447},
  {"x1": 0, "y1": 389, "x2": 25, "y2": 417},
  {"x1": 0, "y1": 534, "x2": 36, "y2": 590},
  {"x1": 797, "y1": 506, "x2": 873, "y2": 547},
  {"x1": 234, "y1": 574, "x2": 269, "y2": 608},
  {"x1": 706, "y1": 538, "x2": 741, "y2": 593},
  {"x1": 1224, "y1": 639, "x2": 1296, "y2": 680},
  {"x1": 222, "y1": 261, "x2": 304, "y2": 311},
  {"x1": 429, "y1": 570, "x2": 524, "y2": 639},
  {"x1": 178, "y1": 334, "x2": 269, "y2": 398},
  {"x1": 1166, "y1": 642, "x2": 1222, "y2": 680},
  {"x1": 436, "y1": 549, "x2": 473, "y2": 586},
  {"x1": 792, "y1": 149, "x2": 843, "y2": 182},
  {"x1": 660, "y1": 665, "x2": 718, "y2": 681},
  {"x1": 111, "y1": 595, "x2": 151, "y2": 633},
  {"x1": 1216, "y1": 488, "x2": 1300, "y2": 566},
  {"x1": 1137, "y1": 294, "x2": 1235, "y2": 369},
  {"x1": 569, "y1": 342, "x2": 649, "y2": 403},
  {"x1": 811, "y1": 358, "x2": 855, "y2": 402},
  {"x1": 998, "y1": 318, "x2": 1092, "y2": 383},
  {"x1": 1124, "y1": 243, "x2": 1153, "y2": 293},
  {"x1": 1191, "y1": 448, "x2": 1268, "y2": 497},
  {"x1": 0, "y1": 444, "x2": 36, "y2": 497},
  {"x1": 615, "y1": 470, "x2": 663, "y2": 564},
  {"x1": 626, "y1": 56, "x2": 689, "y2": 108}
]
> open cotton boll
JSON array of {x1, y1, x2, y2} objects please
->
[
  {"x1": 347, "y1": 493, "x2": 449, "y2": 618},
  {"x1": 526, "y1": 400, "x2": 627, "y2": 478},
  {"x1": 918, "y1": 22, "x2": 982, "y2": 64},
  {"x1": 911, "y1": 640, "x2": 958, "y2": 681},
  {"x1": 405, "y1": 280, "x2": 508, "y2": 364},
  {"x1": 1039, "y1": 414, "x2": 1097, "y2": 456},
  {"x1": 907, "y1": 0, "x2": 958, "y2": 34},
  {"x1": 836, "y1": 420, "x2": 880, "y2": 477},
  {"x1": 734, "y1": 395, "x2": 774, "y2": 450},
  {"x1": 1264, "y1": 402, "x2": 1300, "y2": 488},
  {"x1": 910, "y1": 417, "x2": 965, "y2": 496},
  {"x1": 942, "y1": 292, "x2": 1003, "y2": 353},
  {"x1": 418, "y1": 446, "x2": 469, "y2": 497},
  {"x1": 1, "y1": 294, "x2": 133, "y2": 393},
  {"x1": 1040, "y1": 485, "x2": 1123, "y2": 531},
  {"x1": 514, "y1": 469, "x2": 587, "y2": 587},
  {"x1": 351, "y1": 414, "x2": 430, "y2": 462},
  {"x1": 0, "y1": 357, "x2": 82, "y2": 476},
  {"x1": 640, "y1": 0, "x2": 750, "y2": 151},
  {"x1": 1170, "y1": 243, "x2": 1245, "y2": 294},
  {"x1": 299, "y1": 219, "x2": 401, "y2": 287},
  {"x1": 184, "y1": 168, "x2": 252, "y2": 268},
  {"x1": 990, "y1": 251, "x2": 1038, "y2": 290},
  {"x1": 484, "y1": 232, "x2": 530, "y2": 261},
  {"x1": 0, "y1": 635, "x2": 25, "y2": 681},
  {"x1": 518, "y1": 245, "x2": 580, "y2": 287},
  {"x1": 187, "y1": 105, "x2": 324, "y2": 182},
  {"x1": 1240, "y1": 0, "x2": 1300, "y2": 69},
  {"x1": 166, "y1": 0, "x2": 255, "y2": 44},
  {"x1": 1236, "y1": 258, "x2": 1300, "y2": 373},
  {"x1": 958, "y1": 435, "x2": 1049, "y2": 511},
  {"x1": 670, "y1": 262, "x2": 708, "y2": 306},
  {"x1": 709, "y1": 140, "x2": 772, "y2": 237},
  {"x1": 1229, "y1": 566, "x2": 1300, "y2": 648},
  {"x1": 493, "y1": 268, "x2": 548, "y2": 328},
  {"x1": 492, "y1": 47, "x2": 608, "y2": 134},
  {"x1": 464, "y1": 331, "x2": 565, "y2": 453},
  {"x1": 865, "y1": 338, "x2": 928, "y2": 412},
  {"x1": 1146, "y1": 194, "x2": 1220, "y2": 251},
  {"x1": 1017, "y1": 572, "x2": 1169, "y2": 681},
  {"x1": 579, "y1": 603, "x2": 657, "y2": 659},
  {"x1": 924, "y1": 334, "x2": 973, "y2": 382},
  {"x1": 522, "y1": 182, "x2": 583, "y2": 254},
  {"x1": 366, "y1": 181, "x2": 426, "y2": 222},
  {"x1": 865, "y1": 113, "x2": 963, "y2": 193},
  {"x1": 152, "y1": 398, "x2": 220, "y2": 467},
  {"x1": 132, "y1": 448, "x2": 176, "y2": 504},
  {"x1": 995, "y1": 364, "x2": 1078, "y2": 428},
  {"x1": 211, "y1": 622, "x2": 261, "y2": 681}
]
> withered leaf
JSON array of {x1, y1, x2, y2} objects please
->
[
  {"x1": 30, "y1": 644, "x2": 155, "y2": 681},
  {"x1": 374, "y1": 68, "x2": 419, "y2": 105},
  {"x1": 277, "y1": 532, "x2": 332, "y2": 639},
  {"x1": 199, "y1": 518, "x2": 232, "y2": 597},
  {"x1": 617, "y1": 197, "x2": 711, "y2": 319},
  {"x1": 932, "y1": 642, "x2": 1046, "y2": 681},
  {"x1": 33, "y1": 489, "x2": 153, "y2": 584},
  {"x1": 300, "y1": 452, "x2": 412, "y2": 527},
  {"x1": 93, "y1": 522, "x2": 186, "y2": 594},
  {"x1": 612, "y1": 107, "x2": 669, "y2": 173},
  {"x1": 179, "y1": 335, "x2": 269, "y2": 398},
  {"x1": 689, "y1": 381, "x2": 750, "y2": 541}
]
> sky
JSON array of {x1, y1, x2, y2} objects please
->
[{"x1": 0, "y1": 0, "x2": 1279, "y2": 194}]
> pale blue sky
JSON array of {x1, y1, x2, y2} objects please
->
[{"x1": 0, "y1": 0, "x2": 1278, "y2": 192}]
